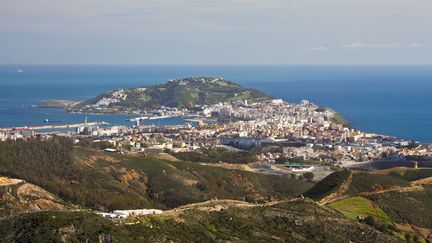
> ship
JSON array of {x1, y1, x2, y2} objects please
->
[{"x1": 127, "y1": 116, "x2": 149, "y2": 122}]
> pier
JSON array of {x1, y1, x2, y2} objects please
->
[{"x1": 0, "y1": 122, "x2": 108, "y2": 132}]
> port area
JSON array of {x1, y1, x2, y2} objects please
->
[{"x1": 0, "y1": 121, "x2": 108, "y2": 132}]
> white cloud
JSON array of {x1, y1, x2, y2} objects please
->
[
  {"x1": 341, "y1": 42, "x2": 424, "y2": 49},
  {"x1": 409, "y1": 43, "x2": 424, "y2": 48},
  {"x1": 305, "y1": 46, "x2": 329, "y2": 52}
]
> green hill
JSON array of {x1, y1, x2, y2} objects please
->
[
  {"x1": 303, "y1": 170, "x2": 352, "y2": 200},
  {"x1": 0, "y1": 138, "x2": 312, "y2": 212},
  {"x1": 304, "y1": 170, "x2": 432, "y2": 241},
  {"x1": 73, "y1": 77, "x2": 272, "y2": 112},
  {"x1": 304, "y1": 170, "x2": 410, "y2": 201}
]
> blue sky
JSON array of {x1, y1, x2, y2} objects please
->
[{"x1": 0, "y1": 0, "x2": 431, "y2": 65}]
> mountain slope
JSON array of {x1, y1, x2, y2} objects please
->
[
  {"x1": 0, "y1": 177, "x2": 69, "y2": 219},
  {"x1": 0, "y1": 138, "x2": 312, "y2": 212}
]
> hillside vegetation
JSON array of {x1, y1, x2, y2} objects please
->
[
  {"x1": 0, "y1": 199, "x2": 400, "y2": 243},
  {"x1": 74, "y1": 77, "x2": 272, "y2": 111},
  {"x1": 3, "y1": 138, "x2": 432, "y2": 241},
  {"x1": 388, "y1": 167, "x2": 432, "y2": 182},
  {"x1": 0, "y1": 138, "x2": 312, "y2": 212},
  {"x1": 305, "y1": 169, "x2": 432, "y2": 241},
  {"x1": 168, "y1": 147, "x2": 258, "y2": 164}
]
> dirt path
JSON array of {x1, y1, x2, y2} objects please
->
[
  {"x1": 359, "y1": 185, "x2": 424, "y2": 197},
  {"x1": 411, "y1": 177, "x2": 432, "y2": 186}
]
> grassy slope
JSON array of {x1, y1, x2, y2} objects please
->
[
  {"x1": 0, "y1": 200, "x2": 399, "y2": 243},
  {"x1": 306, "y1": 169, "x2": 432, "y2": 240},
  {"x1": 329, "y1": 196, "x2": 390, "y2": 222}
]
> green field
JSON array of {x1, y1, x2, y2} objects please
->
[{"x1": 329, "y1": 196, "x2": 390, "y2": 222}]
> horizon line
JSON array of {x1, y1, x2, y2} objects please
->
[{"x1": 1, "y1": 63, "x2": 432, "y2": 66}]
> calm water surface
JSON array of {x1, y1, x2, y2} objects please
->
[{"x1": 1, "y1": 65, "x2": 431, "y2": 141}]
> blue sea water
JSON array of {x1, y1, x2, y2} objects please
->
[{"x1": 0, "y1": 65, "x2": 431, "y2": 142}]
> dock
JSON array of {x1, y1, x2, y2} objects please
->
[{"x1": 0, "y1": 121, "x2": 108, "y2": 132}]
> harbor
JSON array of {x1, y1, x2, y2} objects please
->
[{"x1": 0, "y1": 121, "x2": 108, "y2": 132}]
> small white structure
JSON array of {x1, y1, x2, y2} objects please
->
[
  {"x1": 104, "y1": 148, "x2": 117, "y2": 153},
  {"x1": 111, "y1": 209, "x2": 163, "y2": 218},
  {"x1": 292, "y1": 166, "x2": 315, "y2": 172}
]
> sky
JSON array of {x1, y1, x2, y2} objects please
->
[{"x1": 0, "y1": 0, "x2": 431, "y2": 65}]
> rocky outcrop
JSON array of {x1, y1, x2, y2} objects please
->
[{"x1": 0, "y1": 177, "x2": 68, "y2": 218}]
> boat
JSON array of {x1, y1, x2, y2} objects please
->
[
  {"x1": 127, "y1": 116, "x2": 149, "y2": 122},
  {"x1": 17, "y1": 69, "x2": 24, "y2": 73},
  {"x1": 148, "y1": 115, "x2": 172, "y2": 120}
]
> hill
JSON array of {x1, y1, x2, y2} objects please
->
[
  {"x1": 72, "y1": 77, "x2": 272, "y2": 113},
  {"x1": 0, "y1": 199, "x2": 399, "y2": 243},
  {"x1": 305, "y1": 169, "x2": 432, "y2": 241},
  {"x1": 0, "y1": 138, "x2": 312, "y2": 212},
  {"x1": 4, "y1": 138, "x2": 432, "y2": 241}
]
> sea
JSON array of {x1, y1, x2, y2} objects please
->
[{"x1": 0, "y1": 65, "x2": 431, "y2": 142}]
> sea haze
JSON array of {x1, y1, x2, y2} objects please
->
[{"x1": 0, "y1": 65, "x2": 431, "y2": 142}]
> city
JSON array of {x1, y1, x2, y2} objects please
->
[{"x1": 2, "y1": 78, "x2": 430, "y2": 182}]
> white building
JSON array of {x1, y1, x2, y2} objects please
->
[{"x1": 97, "y1": 209, "x2": 163, "y2": 219}]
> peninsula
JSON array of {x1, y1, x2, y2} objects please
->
[{"x1": 71, "y1": 77, "x2": 272, "y2": 114}]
